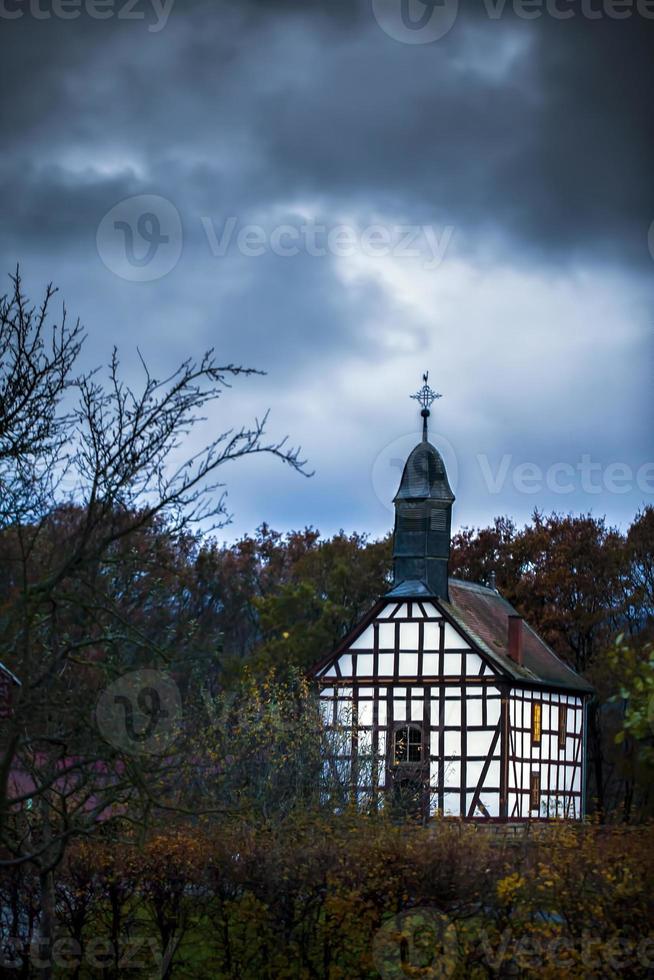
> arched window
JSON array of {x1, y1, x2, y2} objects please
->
[{"x1": 394, "y1": 724, "x2": 422, "y2": 764}]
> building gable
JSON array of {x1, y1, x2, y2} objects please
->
[{"x1": 314, "y1": 596, "x2": 502, "y2": 682}]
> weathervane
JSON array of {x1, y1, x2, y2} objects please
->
[{"x1": 410, "y1": 371, "x2": 441, "y2": 441}]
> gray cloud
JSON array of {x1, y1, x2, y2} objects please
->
[{"x1": 0, "y1": 0, "x2": 652, "y2": 539}]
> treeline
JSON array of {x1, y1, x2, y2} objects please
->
[
  {"x1": 31, "y1": 505, "x2": 642, "y2": 683},
  {"x1": 451, "y1": 510, "x2": 653, "y2": 674},
  {"x1": 2, "y1": 505, "x2": 651, "y2": 680},
  {"x1": 2, "y1": 818, "x2": 652, "y2": 978},
  {"x1": 7, "y1": 502, "x2": 650, "y2": 817},
  {"x1": 1, "y1": 466, "x2": 652, "y2": 827}
]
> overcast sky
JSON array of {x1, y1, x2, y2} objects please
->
[{"x1": 1, "y1": 0, "x2": 652, "y2": 542}]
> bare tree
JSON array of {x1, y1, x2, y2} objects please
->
[
  {"x1": 0, "y1": 268, "x2": 83, "y2": 528},
  {"x1": 0, "y1": 271, "x2": 310, "y2": 974}
]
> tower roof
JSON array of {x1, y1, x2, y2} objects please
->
[
  {"x1": 394, "y1": 440, "x2": 455, "y2": 502},
  {"x1": 392, "y1": 373, "x2": 454, "y2": 599}
]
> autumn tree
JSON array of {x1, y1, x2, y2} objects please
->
[
  {"x1": 625, "y1": 506, "x2": 654, "y2": 634},
  {"x1": 451, "y1": 510, "x2": 635, "y2": 672},
  {"x1": 183, "y1": 525, "x2": 391, "y2": 680},
  {"x1": 450, "y1": 515, "x2": 518, "y2": 591}
]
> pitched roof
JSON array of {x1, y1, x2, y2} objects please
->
[
  {"x1": 378, "y1": 577, "x2": 592, "y2": 693},
  {"x1": 443, "y1": 579, "x2": 593, "y2": 694}
]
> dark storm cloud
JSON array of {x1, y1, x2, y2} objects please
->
[
  {"x1": 1, "y1": 1, "x2": 652, "y2": 266},
  {"x1": 0, "y1": 0, "x2": 651, "y2": 538}
]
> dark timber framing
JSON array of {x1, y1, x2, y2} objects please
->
[{"x1": 313, "y1": 589, "x2": 591, "y2": 823}]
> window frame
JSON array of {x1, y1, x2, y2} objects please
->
[{"x1": 393, "y1": 724, "x2": 423, "y2": 765}]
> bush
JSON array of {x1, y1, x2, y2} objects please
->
[{"x1": 2, "y1": 815, "x2": 652, "y2": 978}]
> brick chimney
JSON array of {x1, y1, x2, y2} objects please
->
[{"x1": 508, "y1": 615, "x2": 524, "y2": 666}]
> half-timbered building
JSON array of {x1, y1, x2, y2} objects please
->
[{"x1": 312, "y1": 378, "x2": 592, "y2": 821}]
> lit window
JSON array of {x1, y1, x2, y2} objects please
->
[
  {"x1": 531, "y1": 702, "x2": 542, "y2": 746},
  {"x1": 558, "y1": 705, "x2": 567, "y2": 749},
  {"x1": 394, "y1": 725, "x2": 422, "y2": 764},
  {"x1": 530, "y1": 772, "x2": 541, "y2": 811}
]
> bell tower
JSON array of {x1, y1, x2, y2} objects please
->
[{"x1": 392, "y1": 374, "x2": 455, "y2": 600}]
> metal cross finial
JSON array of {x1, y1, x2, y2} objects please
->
[{"x1": 410, "y1": 372, "x2": 441, "y2": 441}]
